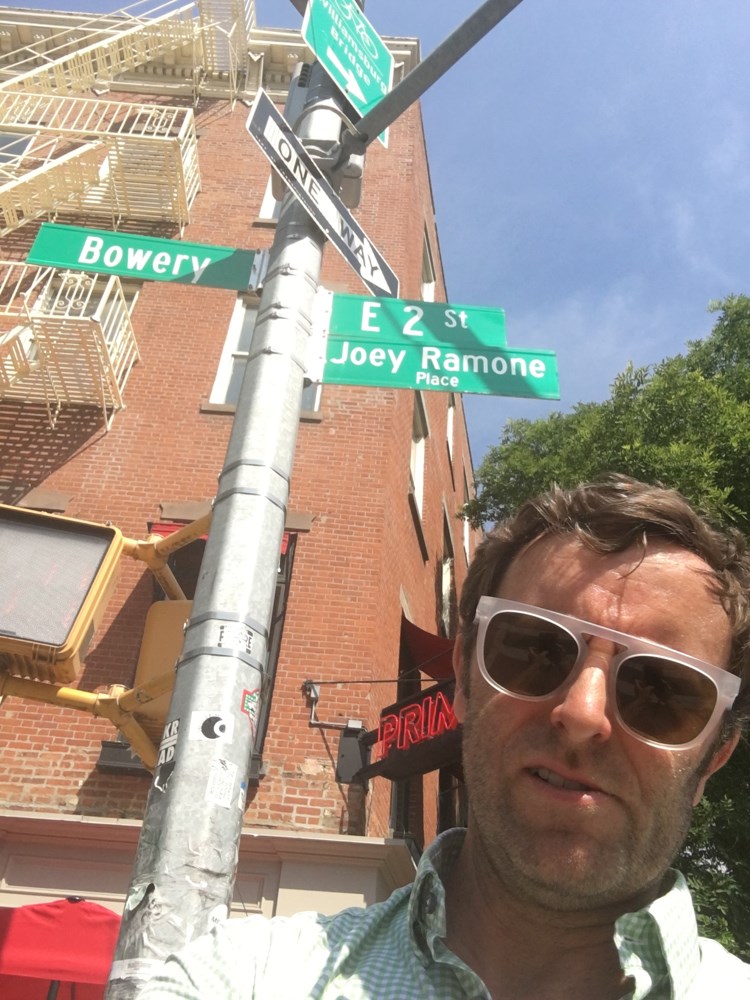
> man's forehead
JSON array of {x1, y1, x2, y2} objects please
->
[
  {"x1": 498, "y1": 533, "x2": 719, "y2": 599},
  {"x1": 493, "y1": 534, "x2": 733, "y2": 662}
]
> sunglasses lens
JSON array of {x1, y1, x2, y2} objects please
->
[
  {"x1": 483, "y1": 612, "x2": 579, "y2": 697},
  {"x1": 616, "y1": 656, "x2": 718, "y2": 745}
]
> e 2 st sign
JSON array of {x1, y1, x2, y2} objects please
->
[
  {"x1": 311, "y1": 291, "x2": 560, "y2": 400},
  {"x1": 329, "y1": 292, "x2": 508, "y2": 348}
]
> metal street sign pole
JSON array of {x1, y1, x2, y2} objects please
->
[
  {"x1": 106, "y1": 0, "x2": 528, "y2": 993},
  {"x1": 105, "y1": 63, "x2": 347, "y2": 999},
  {"x1": 339, "y1": 0, "x2": 525, "y2": 155}
]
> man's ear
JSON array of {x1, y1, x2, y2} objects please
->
[
  {"x1": 692, "y1": 729, "x2": 740, "y2": 806},
  {"x1": 453, "y1": 633, "x2": 467, "y2": 723}
]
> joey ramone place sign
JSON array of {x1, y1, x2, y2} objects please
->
[{"x1": 309, "y1": 290, "x2": 560, "y2": 399}]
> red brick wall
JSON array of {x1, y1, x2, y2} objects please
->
[{"x1": 0, "y1": 86, "x2": 479, "y2": 844}]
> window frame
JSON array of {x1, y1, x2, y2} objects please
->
[
  {"x1": 208, "y1": 297, "x2": 258, "y2": 406},
  {"x1": 421, "y1": 230, "x2": 436, "y2": 303},
  {"x1": 209, "y1": 297, "x2": 321, "y2": 412},
  {"x1": 409, "y1": 391, "x2": 429, "y2": 518}
]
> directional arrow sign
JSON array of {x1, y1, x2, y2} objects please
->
[
  {"x1": 309, "y1": 290, "x2": 559, "y2": 399},
  {"x1": 302, "y1": 0, "x2": 394, "y2": 135},
  {"x1": 27, "y1": 223, "x2": 265, "y2": 291},
  {"x1": 246, "y1": 89, "x2": 399, "y2": 299}
]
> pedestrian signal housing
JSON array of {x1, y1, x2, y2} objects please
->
[{"x1": 0, "y1": 504, "x2": 123, "y2": 683}]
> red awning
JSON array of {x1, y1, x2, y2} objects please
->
[
  {"x1": 401, "y1": 615, "x2": 455, "y2": 681},
  {"x1": 149, "y1": 522, "x2": 291, "y2": 554},
  {"x1": 149, "y1": 521, "x2": 208, "y2": 540},
  {"x1": 0, "y1": 898, "x2": 120, "y2": 1000}
]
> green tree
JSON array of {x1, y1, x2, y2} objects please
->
[{"x1": 465, "y1": 294, "x2": 750, "y2": 957}]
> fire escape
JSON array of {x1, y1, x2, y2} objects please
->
[{"x1": 0, "y1": 0, "x2": 256, "y2": 428}]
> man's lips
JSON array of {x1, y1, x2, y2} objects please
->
[{"x1": 527, "y1": 766, "x2": 605, "y2": 795}]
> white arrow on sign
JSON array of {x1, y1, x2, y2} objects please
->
[
  {"x1": 324, "y1": 45, "x2": 366, "y2": 104},
  {"x1": 246, "y1": 89, "x2": 398, "y2": 299}
]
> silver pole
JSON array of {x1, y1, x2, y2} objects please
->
[{"x1": 105, "y1": 63, "x2": 344, "y2": 998}]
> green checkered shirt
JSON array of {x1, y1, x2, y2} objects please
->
[{"x1": 141, "y1": 829, "x2": 749, "y2": 999}]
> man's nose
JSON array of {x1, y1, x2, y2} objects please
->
[{"x1": 549, "y1": 637, "x2": 615, "y2": 744}]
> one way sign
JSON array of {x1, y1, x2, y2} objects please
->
[{"x1": 246, "y1": 89, "x2": 399, "y2": 298}]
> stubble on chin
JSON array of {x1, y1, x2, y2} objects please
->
[{"x1": 460, "y1": 703, "x2": 702, "y2": 912}]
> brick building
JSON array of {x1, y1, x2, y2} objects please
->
[{"x1": 0, "y1": 0, "x2": 479, "y2": 939}]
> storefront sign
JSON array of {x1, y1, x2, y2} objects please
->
[
  {"x1": 377, "y1": 684, "x2": 458, "y2": 758},
  {"x1": 359, "y1": 679, "x2": 461, "y2": 781}
]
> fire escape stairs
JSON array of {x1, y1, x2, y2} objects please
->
[
  {"x1": 0, "y1": 1, "x2": 258, "y2": 425},
  {"x1": 0, "y1": 260, "x2": 140, "y2": 430}
]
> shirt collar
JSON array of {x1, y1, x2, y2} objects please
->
[
  {"x1": 615, "y1": 870, "x2": 701, "y2": 999},
  {"x1": 407, "y1": 828, "x2": 464, "y2": 965},
  {"x1": 409, "y1": 828, "x2": 702, "y2": 999}
]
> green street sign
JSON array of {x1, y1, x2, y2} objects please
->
[
  {"x1": 312, "y1": 292, "x2": 560, "y2": 400},
  {"x1": 329, "y1": 292, "x2": 508, "y2": 349},
  {"x1": 27, "y1": 223, "x2": 264, "y2": 291},
  {"x1": 302, "y1": 0, "x2": 394, "y2": 133}
]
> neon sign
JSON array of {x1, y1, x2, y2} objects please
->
[{"x1": 377, "y1": 685, "x2": 458, "y2": 759}]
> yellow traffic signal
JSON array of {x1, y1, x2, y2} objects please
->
[{"x1": 0, "y1": 504, "x2": 123, "y2": 683}]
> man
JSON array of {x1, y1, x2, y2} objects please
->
[{"x1": 142, "y1": 476, "x2": 750, "y2": 998}]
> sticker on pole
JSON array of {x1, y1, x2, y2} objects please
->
[{"x1": 188, "y1": 711, "x2": 235, "y2": 742}]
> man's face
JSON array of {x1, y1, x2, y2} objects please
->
[{"x1": 454, "y1": 535, "x2": 737, "y2": 912}]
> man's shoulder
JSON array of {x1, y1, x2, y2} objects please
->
[
  {"x1": 223, "y1": 884, "x2": 413, "y2": 952},
  {"x1": 691, "y1": 937, "x2": 750, "y2": 995},
  {"x1": 141, "y1": 884, "x2": 417, "y2": 999}
]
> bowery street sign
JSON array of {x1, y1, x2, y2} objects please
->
[
  {"x1": 302, "y1": 0, "x2": 394, "y2": 128},
  {"x1": 246, "y1": 89, "x2": 399, "y2": 298},
  {"x1": 27, "y1": 223, "x2": 265, "y2": 291},
  {"x1": 309, "y1": 290, "x2": 559, "y2": 399}
]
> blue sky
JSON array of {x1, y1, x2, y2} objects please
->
[{"x1": 20, "y1": 1, "x2": 750, "y2": 468}]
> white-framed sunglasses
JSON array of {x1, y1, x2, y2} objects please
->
[{"x1": 474, "y1": 597, "x2": 741, "y2": 750}]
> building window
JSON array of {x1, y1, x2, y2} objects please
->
[
  {"x1": 410, "y1": 392, "x2": 428, "y2": 517},
  {"x1": 210, "y1": 298, "x2": 320, "y2": 411},
  {"x1": 209, "y1": 298, "x2": 257, "y2": 405},
  {"x1": 446, "y1": 392, "x2": 455, "y2": 463},
  {"x1": 36, "y1": 271, "x2": 140, "y2": 317},
  {"x1": 257, "y1": 176, "x2": 281, "y2": 222},
  {"x1": 437, "y1": 766, "x2": 468, "y2": 832},
  {"x1": 421, "y1": 231, "x2": 436, "y2": 303},
  {"x1": 463, "y1": 471, "x2": 472, "y2": 564},
  {"x1": 0, "y1": 132, "x2": 32, "y2": 164},
  {"x1": 440, "y1": 510, "x2": 455, "y2": 638}
]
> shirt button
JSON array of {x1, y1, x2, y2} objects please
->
[{"x1": 424, "y1": 891, "x2": 437, "y2": 915}]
